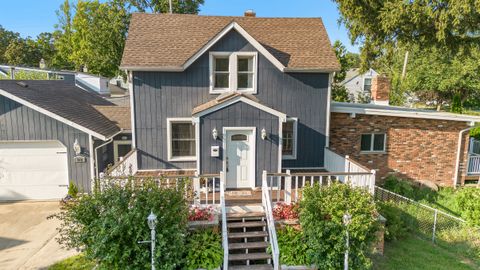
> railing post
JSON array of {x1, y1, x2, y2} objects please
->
[
  {"x1": 262, "y1": 170, "x2": 267, "y2": 207},
  {"x1": 369, "y1": 170, "x2": 376, "y2": 195},
  {"x1": 432, "y1": 209, "x2": 438, "y2": 243},
  {"x1": 285, "y1": 170, "x2": 292, "y2": 204},
  {"x1": 193, "y1": 173, "x2": 200, "y2": 205}
]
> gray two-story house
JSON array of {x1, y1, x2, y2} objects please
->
[{"x1": 120, "y1": 13, "x2": 340, "y2": 188}]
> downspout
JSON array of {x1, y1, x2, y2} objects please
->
[
  {"x1": 94, "y1": 129, "x2": 124, "y2": 178},
  {"x1": 453, "y1": 123, "x2": 475, "y2": 187}
]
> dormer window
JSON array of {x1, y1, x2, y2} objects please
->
[{"x1": 210, "y1": 52, "x2": 257, "y2": 94}]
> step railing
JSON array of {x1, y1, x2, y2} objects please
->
[
  {"x1": 99, "y1": 173, "x2": 221, "y2": 206},
  {"x1": 107, "y1": 148, "x2": 138, "y2": 177},
  {"x1": 264, "y1": 169, "x2": 375, "y2": 204},
  {"x1": 262, "y1": 171, "x2": 280, "y2": 270},
  {"x1": 468, "y1": 154, "x2": 480, "y2": 175},
  {"x1": 220, "y1": 172, "x2": 229, "y2": 270}
]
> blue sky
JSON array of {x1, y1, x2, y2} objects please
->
[{"x1": 0, "y1": 0, "x2": 359, "y2": 52}]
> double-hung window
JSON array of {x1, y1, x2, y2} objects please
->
[
  {"x1": 363, "y1": 78, "x2": 372, "y2": 92},
  {"x1": 282, "y1": 118, "x2": 298, "y2": 159},
  {"x1": 168, "y1": 119, "x2": 196, "y2": 161},
  {"x1": 210, "y1": 52, "x2": 257, "y2": 93},
  {"x1": 360, "y1": 133, "x2": 386, "y2": 152}
]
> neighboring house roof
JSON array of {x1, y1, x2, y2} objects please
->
[
  {"x1": 94, "y1": 106, "x2": 131, "y2": 130},
  {"x1": 192, "y1": 91, "x2": 287, "y2": 121},
  {"x1": 340, "y1": 68, "x2": 378, "y2": 85},
  {"x1": 121, "y1": 13, "x2": 340, "y2": 72},
  {"x1": 0, "y1": 80, "x2": 121, "y2": 140},
  {"x1": 332, "y1": 102, "x2": 480, "y2": 123},
  {"x1": 108, "y1": 83, "x2": 128, "y2": 97}
]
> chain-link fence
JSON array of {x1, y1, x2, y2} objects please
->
[{"x1": 374, "y1": 186, "x2": 480, "y2": 259}]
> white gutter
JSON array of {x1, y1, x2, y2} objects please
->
[
  {"x1": 94, "y1": 130, "x2": 124, "y2": 178},
  {"x1": 454, "y1": 122, "x2": 475, "y2": 187}
]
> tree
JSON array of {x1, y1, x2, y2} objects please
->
[
  {"x1": 35, "y1": 32, "x2": 56, "y2": 67},
  {"x1": 4, "y1": 38, "x2": 42, "y2": 66},
  {"x1": 0, "y1": 25, "x2": 20, "y2": 64},
  {"x1": 331, "y1": 40, "x2": 358, "y2": 102},
  {"x1": 333, "y1": 0, "x2": 480, "y2": 69},
  {"x1": 52, "y1": 0, "x2": 75, "y2": 70},
  {"x1": 401, "y1": 45, "x2": 480, "y2": 111},
  {"x1": 126, "y1": 0, "x2": 204, "y2": 13}
]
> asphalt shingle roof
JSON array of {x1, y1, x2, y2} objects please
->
[
  {"x1": 0, "y1": 80, "x2": 121, "y2": 138},
  {"x1": 121, "y1": 13, "x2": 340, "y2": 72}
]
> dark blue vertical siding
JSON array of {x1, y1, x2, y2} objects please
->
[{"x1": 133, "y1": 29, "x2": 329, "y2": 171}]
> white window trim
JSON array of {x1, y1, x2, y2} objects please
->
[
  {"x1": 360, "y1": 133, "x2": 387, "y2": 153},
  {"x1": 209, "y1": 51, "x2": 258, "y2": 94},
  {"x1": 282, "y1": 117, "x2": 298, "y2": 160},
  {"x1": 363, "y1": 77, "x2": 372, "y2": 92},
  {"x1": 167, "y1": 118, "x2": 197, "y2": 161},
  {"x1": 113, "y1": 140, "x2": 132, "y2": 163}
]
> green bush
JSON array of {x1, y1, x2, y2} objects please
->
[
  {"x1": 471, "y1": 127, "x2": 480, "y2": 140},
  {"x1": 276, "y1": 225, "x2": 309, "y2": 266},
  {"x1": 377, "y1": 202, "x2": 409, "y2": 241},
  {"x1": 52, "y1": 179, "x2": 189, "y2": 270},
  {"x1": 67, "y1": 181, "x2": 78, "y2": 198},
  {"x1": 300, "y1": 183, "x2": 378, "y2": 269},
  {"x1": 382, "y1": 176, "x2": 437, "y2": 203},
  {"x1": 49, "y1": 254, "x2": 95, "y2": 270},
  {"x1": 455, "y1": 188, "x2": 480, "y2": 226},
  {"x1": 184, "y1": 228, "x2": 223, "y2": 270}
]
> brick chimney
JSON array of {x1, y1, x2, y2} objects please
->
[
  {"x1": 244, "y1": 9, "x2": 256, "y2": 17},
  {"x1": 371, "y1": 75, "x2": 390, "y2": 105}
]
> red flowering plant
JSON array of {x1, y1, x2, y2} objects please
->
[
  {"x1": 188, "y1": 205, "x2": 216, "y2": 221},
  {"x1": 272, "y1": 202, "x2": 299, "y2": 220}
]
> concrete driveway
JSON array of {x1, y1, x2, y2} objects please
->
[{"x1": 0, "y1": 201, "x2": 77, "y2": 270}]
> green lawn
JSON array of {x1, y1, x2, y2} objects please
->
[
  {"x1": 48, "y1": 254, "x2": 95, "y2": 270},
  {"x1": 372, "y1": 236, "x2": 479, "y2": 270}
]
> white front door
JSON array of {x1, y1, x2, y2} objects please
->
[{"x1": 225, "y1": 129, "x2": 255, "y2": 188}]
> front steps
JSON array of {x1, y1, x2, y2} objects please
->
[{"x1": 225, "y1": 211, "x2": 274, "y2": 270}]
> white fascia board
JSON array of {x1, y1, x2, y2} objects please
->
[
  {"x1": 193, "y1": 96, "x2": 287, "y2": 122},
  {"x1": 331, "y1": 103, "x2": 480, "y2": 123},
  {"x1": 0, "y1": 89, "x2": 108, "y2": 140}
]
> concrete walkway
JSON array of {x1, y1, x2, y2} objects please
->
[{"x1": 0, "y1": 201, "x2": 77, "y2": 270}]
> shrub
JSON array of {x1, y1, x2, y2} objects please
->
[
  {"x1": 67, "y1": 181, "x2": 78, "y2": 198},
  {"x1": 188, "y1": 205, "x2": 216, "y2": 221},
  {"x1": 382, "y1": 176, "x2": 437, "y2": 203},
  {"x1": 471, "y1": 127, "x2": 480, "y2": 140},
  {"x1": 52, "y1": 179, "x2": 189, "y2": 270},
  {"x1": 273, "y1": 202, "x2": 299, "y2": 220},
  {"x1": 377, "y1": 201, "x2": 409, "y2": 241},
  {"x1": 276, "y1": 225, "x2": 309, "y2": 266},
  {"x1": 48, "y1": 253, "x2": 95, "y2": 270},
  {"x1": 455, "y1": 188, "x2": 480, "y2": 226},
  {"x1": 299, "y1": 183, "x2": 378, "y2": 269},
  {"x1": 184, "y1": 228, "x2": 223, "y2": 270}
]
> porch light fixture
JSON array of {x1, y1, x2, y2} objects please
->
[
  {"x1": 261, "y1": 128, "x2": 267, "y2": 140},
  {"x1": 212, "y1": 128, "x2": 218, "y2": 140},
  {"x1": 73, "y1": 139, "x2": 81, "y2": 155}
]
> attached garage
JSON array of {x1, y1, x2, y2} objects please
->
[
  {"x1": 0, "y1": 141, "x2": 69, "y2": 200},
  {"x1": 0, "y1": 80, "x2": 122, "y2": 201}
]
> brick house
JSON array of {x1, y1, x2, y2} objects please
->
[{"x1": 329, "y1": 77, "x2": 476, "y2": 187}]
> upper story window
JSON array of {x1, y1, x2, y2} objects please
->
[
  {"x1": 210, "y1": 52, "x2": 257, "y2": 94},
  {"x1": 167, "y1": 118, "x2": 196, "y2": 161},
  {"x1": 360, "y1": 133, "x2": 386, "y2": 152},
  {"x1": 363, "y1": 78, "x2": 372, "y2": 92},
  {"x1": 282, "y1": 118, "x2": 298, "y2": 159}
]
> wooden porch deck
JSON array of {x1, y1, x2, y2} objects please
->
[{"x1": 194, "y1": 189, "x2": 303, "y2": 206}]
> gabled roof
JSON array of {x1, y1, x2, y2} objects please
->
[
  {"x1": 332, "y1": 102, "x2": 480, "y2": 123},
  {"x1": 121, "y1": 13, "x2": 340, "y2": 73},
  {"x1": 0, "y1": 80, "x2": 121, "y2": 140},
  {"x1": 192, "y1": 91, "x2": 287, "y2": 122},
  {"x1": 340, "y1": 68, "x2": 378, "y2": 85},
  {"x1": 94, "y1": 106, "x2": 131, "y2": 130}
]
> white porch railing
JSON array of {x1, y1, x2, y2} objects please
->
[
  {"x1": 99, "y1": 173, "x2": 221, "y2": 206},
  {"x1": 219, "y1": 172, "x2": 228, "y2": 270},
  {"x1": 107, "y1": 148, "x2": 138, "y2": 177},
  {"x1": 262, "y1": 171, "x2": 280, "y2": 270},
  {"x1": 263, "y1": 169, "x2": 375, "y2": 205},
  {"x1": 468, "y1": 155, "x2": 480, "y2": 175}
]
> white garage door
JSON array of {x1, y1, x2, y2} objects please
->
[{"x1": 0, "y1": 141, "x2": 69, "y2": 200}]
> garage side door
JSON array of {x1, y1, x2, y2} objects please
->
[{"x1": 0, "y1": 141, "x2": 69, "y2": 200}]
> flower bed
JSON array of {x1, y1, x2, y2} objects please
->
[
  {"x1": 273, "y1": 202, "x2": 299, "y2": 220},
  {"x1": 188, "y1": 205, "x2": 218, "y2": 228}
]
